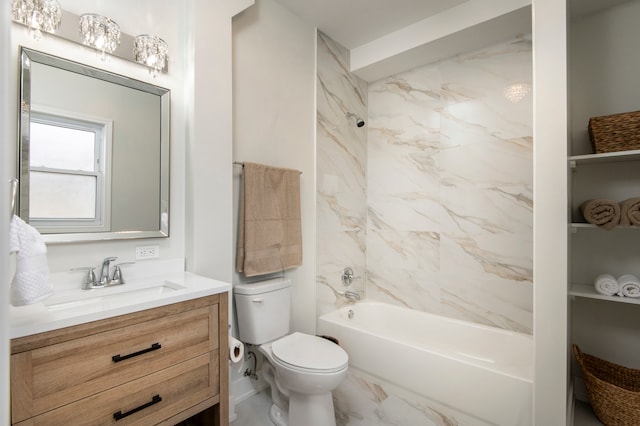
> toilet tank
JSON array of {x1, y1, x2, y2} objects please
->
[{"x1": 234, "y1": 278, "x2": 292, "y2": 345}]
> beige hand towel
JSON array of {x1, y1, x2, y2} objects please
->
[
  {"x1": 620, "y1": 197, "x2": 640, "y2": 226},
  {"x1": 580, "y1": 199, "x2": 620, "y2": 230},
  {"x1": 236, "y1": 162, "x2": 303, "y2": 277}
]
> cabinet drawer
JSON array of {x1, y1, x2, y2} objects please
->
[
  {"x1": 25, "y1": 351, "x2": 219, "y2": 426},
  {"x1": 11, "y1": 304, "x2": 218, "y2": 421}
]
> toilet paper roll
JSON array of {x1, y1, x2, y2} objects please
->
[{"x1": 229, "y1": 336, "x2": 245, "y2": 372}]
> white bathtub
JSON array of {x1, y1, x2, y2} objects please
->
[{"x1": 318, "y1": 301, "x2": 533, "y2": 426}]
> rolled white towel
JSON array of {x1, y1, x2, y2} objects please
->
[
  {"x1": 618, "y1": 274, "x2": 640, "y2": 298},
  {"x1": 594, "y1": 274, "x2": 620, "y2": 296}
]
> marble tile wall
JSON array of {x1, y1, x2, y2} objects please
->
[
  {"x1": 366, "y1": 35, "x2": 533, "y2": 333},
  {"x1": 316, "y1": 32, "x2": 533, "y2": 425},
  {"x1": 316, "y1": 32, "x2": 368, "y2": 316},
  {"x1": 333, "y1": 371, "x2": 493, "y2": 426},
  {"x1": 316, "y1": 31, "x2": 532, "y2": 332}
]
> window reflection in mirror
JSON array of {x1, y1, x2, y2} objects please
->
[
  {"x1": 18, "y1": 47, "x2": 170, "y2": 243},
  {"x1": 29, "y1": 110, "x2": 112, "y2": 233}
]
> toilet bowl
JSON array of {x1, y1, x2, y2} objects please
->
[
  {"x1": 234, "y1": 280, "x2": 349, "y2": 426},
  {"x1": 260, "y1": 333, "x2": 348, "y2": 426}
]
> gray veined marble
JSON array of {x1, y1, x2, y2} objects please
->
[
  {"x1": 316, "y1": 31, "x2": 532, "y2": 333},
  {"x1": 315, "y1": 31, "x2": 532, "y2": 425}
]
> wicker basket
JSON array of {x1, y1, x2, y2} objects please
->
[
  {"x1": 588, "y1": 110, "x2": 640, "y2": 153},
  {"x1": 573, "y1": 345, "x2": 640, "y2": 425}
]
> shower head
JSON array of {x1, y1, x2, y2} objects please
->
[{"x1": 346, "y1": 112, "x2": 365, "y2": 128}]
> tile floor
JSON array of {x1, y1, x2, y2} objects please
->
[
  {"x1": 232, "y1": 388, "x2": 274, "y2": 426},
  {"x1": 233, "y1": 390, "x2": 603, "y2": 426}
]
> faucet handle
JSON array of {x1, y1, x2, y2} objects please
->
[
  {"x1": 341, "y1": 267, "x2": 362, "y2": 286},
  {"x1": 111, "y1": 262, "x2": 135, "y2": 285},
  {"x1": 70, "y1": 267, "x2": 97, "y2": 290}
]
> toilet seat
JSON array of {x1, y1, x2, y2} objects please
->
[{"x1": 270, "y1": 332, "x2": 348, "y2": 373}]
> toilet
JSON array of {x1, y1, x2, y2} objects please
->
[{"x1": 234, "y1": 279, "x2": 348, "y2": 426}]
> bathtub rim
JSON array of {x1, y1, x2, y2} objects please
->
[{"x1": 318, "y1": 300, "x2": 534, "y2": 383}]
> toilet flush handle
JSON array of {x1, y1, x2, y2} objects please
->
[{"x1": 251, "y1": 298, "x2": 264, "y2": 303}]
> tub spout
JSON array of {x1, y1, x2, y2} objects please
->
[{"x1": 338, "y1": 290, "x2": 360, "y2": 302}]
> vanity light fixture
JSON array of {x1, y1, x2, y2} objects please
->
[
  {"x1": 79, "y1": 14, "x2": 121, "y2": 61},
  {"x1": 503, "y1": 83, "x2": 531, "y2": 104},
  {"x1": 11, "y1": 0, "x2": 62, "y2": 41},
  {"x1": 133, "y1": 34, "x2": 168, "y2": 77}
]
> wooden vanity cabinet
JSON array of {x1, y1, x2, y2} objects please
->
[{"x1": 10, "y1": 293, "x2": 229, "y2": 426}]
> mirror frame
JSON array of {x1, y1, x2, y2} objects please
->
[{"x1": 18, "y1": 47, "x2": 171, "y2": 243}]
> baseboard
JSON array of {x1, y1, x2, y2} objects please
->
[
  {"x1": 229, "y1": 394, "x2": 238, "y2": 423},
  {"x1": 231, "y1": 375, "x2": 269, "y2": 404}
]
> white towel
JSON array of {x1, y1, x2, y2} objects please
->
[
  {"x1": 9, "y1": 215, "x2": 54, "y2": 306},
  {"x1": 618, "y1": 274, "x2": 640, "y2": 298},
  {"x1": 593, "y1": 274, "x2": 620, "y2": 297}
]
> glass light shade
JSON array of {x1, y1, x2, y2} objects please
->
[
  {"x1": 11, "y1": 0, "x2": 62, "y2": 41},
  {"x1": 79, "y1": 14, "x2": 121, "y2": 60},
  {"x1": 133, "y1": 35, "x2": 168, "y2": 77},
  {"x1": 503, "y1": 83, "x2": 531, "y2": 103}
]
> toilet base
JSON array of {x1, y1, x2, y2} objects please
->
[
  {"x1": 289, "y1": 391, "x2": 337, "y2": 426},
  {"x1": 269, "y1": 404, "x2": 288, "y2": 426}
]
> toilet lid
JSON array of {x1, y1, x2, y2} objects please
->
[{"x1": 271, "y1": 332, "x2": 348, "y2": 373}]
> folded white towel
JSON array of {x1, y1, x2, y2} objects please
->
[
  {"x1": 618, "y1": 274, "x2": 640, "y2": 298},
  {"x1": 9, "y1": 215, "x2": 54, "y2": 306},
  {"x1": 594, "y1": 274, "x2": 620, "y2": 296}
]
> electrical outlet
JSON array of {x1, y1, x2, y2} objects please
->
[{"x1": 136, "y1": 245, "x2": 160, "y2": 260}]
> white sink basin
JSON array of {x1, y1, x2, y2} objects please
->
[{"x1": 43, "y1": 281, "x2": 187, "y2": 313}]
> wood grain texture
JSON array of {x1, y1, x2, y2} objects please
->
[
  {"x1": 216, "y1": 292, "x2": 229, "y2": 426},
  {"x1": 30, "y1": 352, "x2": 217, "y2": 425},
  {"x1": 11, "y1": 294, "x2": 229, "y2": 425},
  {"x1": 10, "y1": 352, "x2": 32, "y2": 423},
  {"x1": 11, "y1": 294, "x2": 220, "y2": 354}
]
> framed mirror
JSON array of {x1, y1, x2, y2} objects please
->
[{"x1": 18, "y1": 47, "x2": 170, "y2": 243}]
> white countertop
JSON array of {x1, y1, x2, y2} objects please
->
[{"x1": 9, "y1": 258, "x2": 231, "y2": 339}]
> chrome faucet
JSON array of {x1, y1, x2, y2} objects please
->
[
  {"x1": 99, "y1": 257, "x2": 118, "y2": 286},
  {"x1": 345, "y1": 291, "x2": 361, "y2": 301},
  {"x1": 71, "y1": 257, "x2": 132, "y2": 290},
  {"x1": 337, "y1": 290, "x2": 361, "y2": 302}
]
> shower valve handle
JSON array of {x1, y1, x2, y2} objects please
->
[{"x1": 342, "y1": 267, "x2": 361, "y2": 286}]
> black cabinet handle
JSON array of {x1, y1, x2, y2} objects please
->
[
  {"x1": 113, "y1": 394, "x2": 162, "y2": 421},
  {"x1": 112, "y1": 343, "x2": 161, "y2": 363}
]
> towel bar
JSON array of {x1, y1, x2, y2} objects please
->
[
  {"x1": 233, "y1": 162, "x2": 302, "y2": 175},
  {"x1": 9, "y1": 178, "x2": 18, "y2": 217}
]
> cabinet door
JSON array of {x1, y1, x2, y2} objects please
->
[
  {"x1": 11, "y1": 303, "x2": 219, "y2": 422},
  {"x1": 27, "y1": 352, "x2": 219, "y2": 426}
]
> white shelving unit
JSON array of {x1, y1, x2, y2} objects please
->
[
  {"x1": 566, "y1": 0, "x2": 640, "y2": 426},
  {"x1": 568, "y1": 3, "x2": 640, "y2": 424},
  {"x1": 569, "y1": 146, "x2": 640, "y2": 424},
  {"x1": 569, "y1": 149, "x2": 640, "y2": 166},
  {"x1": 569, "y1": 284, "x2": 640, "y2": 306}
]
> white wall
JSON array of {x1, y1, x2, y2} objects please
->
[
  {"x1": 232, "y1": 0, "x2": 317, "y2": 334},
  {"x1": 186, "y1": 0, "x2": 254, "y2": 283},
  {"x1": 570, "y1": 1, "x2": 640, "y2": 155},
  {"x1": 1, "y1": 2, "x2": 11, "y2": 423},
  {"x1": 4, "y1": 1, "x2": 249, "y2": 419},
  {"x1": 8, "y1": 1, "x2": 188, "y2": 274},
  {"x1": 532, "y1": 0, "x2": 569, "y2": 424}
]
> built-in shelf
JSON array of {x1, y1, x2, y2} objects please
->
[
  {"x1": 570, "y1": 223, "x2": 640, "y2": 232},
  {"x1": 570, "y1": 284, "x2": 640, "y2": 305},
  {"x1": 573, "y1": 399, "x2": 603, "y2": 426},
  {"x1": 569, "y1": 149, "x2": 640, "y2": 168}
]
